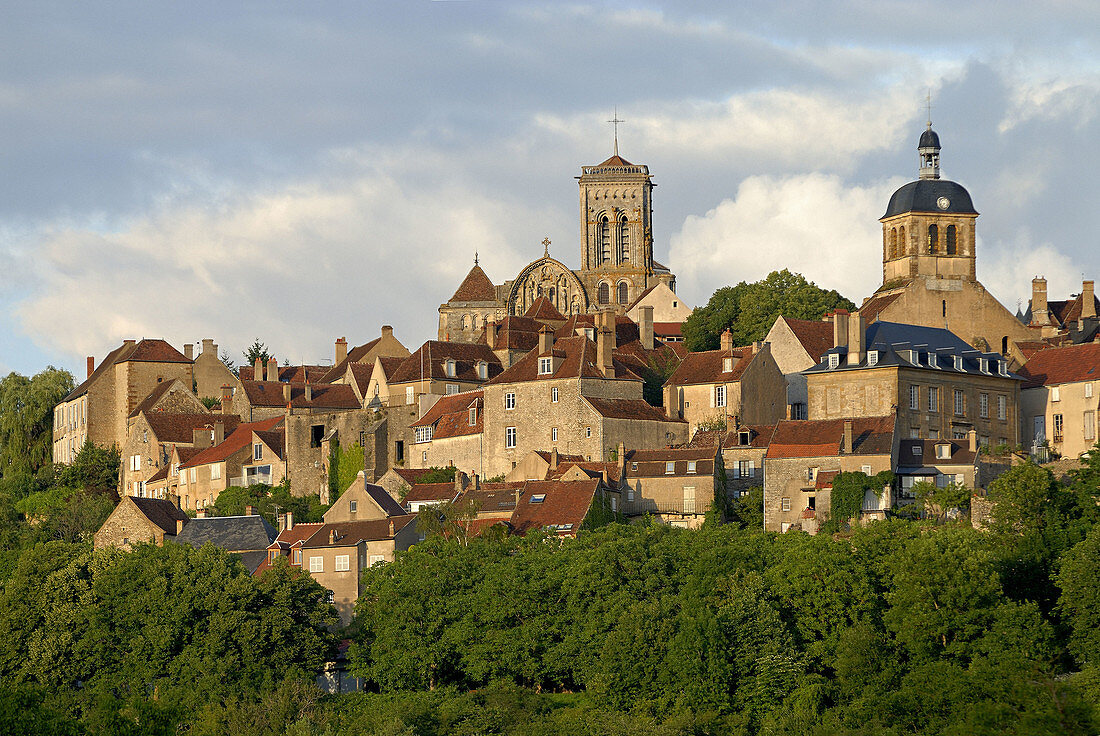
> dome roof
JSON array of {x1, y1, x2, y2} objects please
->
[
  {"x1": 882, "y1": 179, "x2": 977, "y2": 219},
  {"x1": 919, "y1": 127, "x2": 940, "y2": 149}
]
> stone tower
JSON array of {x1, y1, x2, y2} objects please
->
[{"x1": 880, "y1": 125, "x2": 979, "y2": 284}]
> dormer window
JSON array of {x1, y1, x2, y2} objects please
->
[
  {"x1": 912, "y1": 445, "x2": 922, "y2": 457},
  {"x1": 998, "y1": 360, "x2": 1008, "y2": 376},
  {"x1": 723, "y1": 357, "x2": 733, "y2": 372},
  {"x1": 936, "y1": 443, "x2": 951, "y2": 459},
  {"x1": 445, "y1": 359, "x2": 456, "y2": 378},
  {"x1": 477, "y1": 361, "x2": 488, "y2": 380},
  {"x1": 867, "y1": 350, "x2": 879, "y2": 366},
  {"x1": 979, "y1": 358, "x2": 988, "y2": 373},
  {"x1": 828, "y1": 354, "x2": 839, "y2": 369},
  {"x1": 468, "y1": 406, "x2": 477, "y2": 426},
  {"x1": 739, "y1": 430, "x2": 751, "y2": 446},
  {"x1": 953, "y1": 356, "x2": 962, "y2": 371},
  {"x1": 538, "y1": 357, "x2": 553, "y2": 375}
]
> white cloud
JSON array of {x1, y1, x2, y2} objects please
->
[
  {"x1": 669, "y1": 172, "x2": 904, "y2": 305},
  {"x1": 979, "y1": 236, "x2": 1083, "y2": 315}
]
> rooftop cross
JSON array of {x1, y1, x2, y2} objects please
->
[
  {"x1": 542, "y1": 237, "x2": 551, "y2": 257},
  {"x1": 607, "y1": 107, "x2": 624, "y2": 156},
  {"x1": 474, "y1": 251, "x2": 479, "y2": 266}
]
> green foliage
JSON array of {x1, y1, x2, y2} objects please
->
[
  {"x1": 417, "y1": 465, "x2": 457, "y2": 484},
  {"x1": 328, "y1": 441, "x2": 365, "y2": 500},
  {"x1": 54, "y1": 440, "x2": 121, "y2": 494},
  {"x1": 199, "y1": 396, "x2": 221, "y2": 410},
  {"x1": 1057, "y1": 524, "x2": 1100, "y2": 669},
  {"x1": 682, "y1": 270, "x2": 854, "y2": 352},
  {"x1": 218, "y1": 349, "x2": 237, "y2": 375},
  {"x1": 913, "y1": 480, "x2": 971, "y2": 521},
  {"x1": 641, "y1": 349, "x2": 681, "y2": 407},
  {"x1": 243, "y1": 338, "x2": 271, "y2": 367},
  {"x1": 211, "y1": 481, "x2": 327, "y2": 523},
  {"x1": 820, "y1": 471, "x2": 892, "y2": 534},
  {"x1": 728, "y1": 487, "x2": 764, "y2": 529},
  {"x1": 0, "y1": 367, "x2": 75, "y2": 479}
]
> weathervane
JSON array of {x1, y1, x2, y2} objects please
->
[
  {"x1": 607, "y1": 107, "x2": 624, "y2": 156},
  {"x1": 925, "y1": 89, "x2": 933, "y2": 129},
  {"x1": 474, "y1": 251, "x2": 479, "y2": 266},
  {"x1": 542, "y1": 237, "x2": 551, "y2": 257}
]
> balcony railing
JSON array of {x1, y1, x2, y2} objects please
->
[{"x1": 230, "y1": 472, "x2": 272, "y2": 488}]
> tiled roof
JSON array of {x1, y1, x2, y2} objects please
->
[
  {"x1": 1015, "y1": 341, "x2": 1055, "y2": 362},
  {"x1": 411, "y1": 390, "x2": 483, "y2": 439},
  {"x1": 523, "y1": 297, "x2": 566, "y2": 322},
  {"x1": 482, "y1": 316, "x2": 543, "y2": 351},
  {"x1": 897, "y1": 439, "x2": 977, "y2": 468},
  {"x1": 559, "y1": 314, "x2": 640, "y2": 346},
  {"x1": 625, "y1": 284, "x2": 658, "y2": 312},
  {"x1": 534, "y1": 450, "x2": 585, "y2": 464},
  {"x1": 815, "y1": 471, "x2": 840, "y2": 489},
  {"x1": 765, "y1": 416, "x2": 895, "y2": 459},
  {"x1": 145, "y1": 464, "x2": 170, "y2": 484},
  {"x1": 181, "y1": 416, "x2": 283, "y2": 468},
  {"x1": 688, "y1": 424, "x2": 775, "y2": 449},
  {"x1": 300, "y1": 515, "x2": 416, "y2": 549},
  {"x1": 389, "y1": 341, "x2": 502, "y2": 385},
  {"x1": 449, "y1": 264, "x2": 498, "y2": 303},
  {"x1": 593, "y1": 154, "x2": 634, "y2": 167},
  {"x1": 508, "y1": 480, "x2": 601, "y2": 536},
  {"x1": 392, "y1": 467, "x2": 441, "y2": 485},
  {"x1": 347, "y1": 362, "x2": 374, "y2": 395},
  {"x1": 653, "y1": 322, "x2": 683, "y2": 337},
  {"x1": 665, "y1": 347, "x2": 751, "y2": 386},
  {"x1": 320, "y1": 337, "x2": 382, "y2": 383},
  {"x1": 128, "y1": 379, "x2": 186, "y2": 418},
  {"x1": 781, "y1": 317, "x2": 836, "y2": 362},
  {"x1": 360, "y1": 481, "x2": 408, "y2": 517},
  {"x1": 238, "y1": 365, "x2": 328, "y2": 383},
  {"x1": 253, "y1": 429, "x2": 285, "y2": 460},
  {"x1": 624, "y1": 447, "x2": 715, "y2": 478},
  {"x1": 145, "y1": 412, "x2": 239, "y2": 444},
  {"x1": 171, "y1": 445, "x2": 204, "y2": 464},
  {"x1": 128, "y1": 496, "x2": 189, "y2": 536},
  {"x1": 240, "y1": 381, "x2": 361, "y2": 409},
  {"x1": 174, "y1": 515, "x2": 278, "y2": 553},
  {"x1": 548, "y1": 461, "x2": 620, "y2": 483},
  {"x1": 584, "y1": 397, "x2": 681, "y2": 422},
  {"x1": 376, "y1": 355, "x2": 407, "y2": 379},
  {"x1": 857, "y1": 293, "x2": 902, "y2": 325},
  {"x1": 404, "y1": 482, "x2": 460, "y2": 505},
  {"x1": 62, "y1": 339, "x2": 189, "y2": 402},
  {"x1": 1019, "y1": 342, "x2": 1100, "y2": 388},
  {"x1": 488, "y1": 335, "x2": 642, "y2": 384}
]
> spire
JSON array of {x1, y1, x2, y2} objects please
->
[
  {"x1": 474, "y1": 251, "x2": 478, "y2": 266},
  {"x1": 607, "y1": 107, "x2": 624, "y2": 157},
  {"x1": 918, "y1": 106, "x2": 941, "y2": 180}
]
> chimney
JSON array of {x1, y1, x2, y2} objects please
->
[
  {"x1": 277, "y1": 513, "x2": 286, "y2": 532},
  {"x1": 550, "y1": 447, "x2": 559, "y2": 470},
  {"x1": 538, "y1": 325, "x2": 554, "y2": 354},
  {"x1": 1082, "y1": 280, "x2": 1096, "y2": 320},
  {"x1": 833, "y1": 310, "x2": 850, "y2": 349},
  {"x1": 472, "y1": 473, "x2": 480, "y2": 490},
  {"x1": 329, "y1": 529, "x2": 338, "y2": 544},
  {"x1": 486, "y1": 318, "x2": 497, "y2": 344},
  {"x1": 842, "y1": 420, "x2": 853, "y2": 454},
  {"x1": 283, "y1": 383, "x2": 292, "y2": 402},
  {"x1": 304, "y1": 384, "x2": 313, "y2": 402},
  {"x1": 1032, "y1": 277, "x2": 1049, "y2": 326},
  {"x1": 220, "y1": 385, "x2": 233, "y2": 413},
  {"x1": 244, "y1": 504, "x2": 254, "y2": 516},
  {"x1": 847, "y1": 311, "x2": 865, "y2": 366},
  {"x1": 388, "y1": 519, "x2": 395, "y2": 537},
  {"x1": 86, "y1": 356, "x2": 95, "y2": 379},
  {"x1": 253, "y1": 356, "x2": 263, "y2": 381},
  {"x1": 285, "y1": 511, "x2": 294, "y2": 531},
  {"x1": 382, "y1": 325, "x2": 393, "y2": 339},
  {"x1": 192, "y1": 427, "x2": 212, "y2": 449},
  {"x1": 639, "y1": 305, "x2": 655, "y2": 351},
  {"x1": 720, "y1": 329, "x2": 734, "y2": 353},
  {"x1": 514, "y1": 488, "x2": 521, "y2": 509},
  {"x1": 183, "y1": 343, "x2": 193, "y2": 361},
  {"x1": 597, "y1": 327, "x2": 615, "y2": 378},
  {"x1": 175, "y1": 518, "x2": 185, "y2": 535},
  {"x1": 968, "y1": 429, "x2": 978, "y2": 453},
  {"x1": 617, "y1": 442, "x2": 626, "y2": 480},
  {"x1": 213, "y1": 419, "x2": 224, "y2": 446},
  {"x1": 785, "y1": 404, "x2": 793, "y2": 420},
  {"x1": 197, "y1": 507, "x2": 208, "y2": 518},
  {"x1": 336, "y1": 337, "x2": 348, "y2": 365},
  {"x1": 603, "y1": 310, "x2": 618, "y2": 350},
  {"x1": 202, "y1": 338, "x2": 216, "y2": 356},
  {"x1": 266, "y1": 358, "x2": 279, "y2": 383},
  {"x1": 455, "y1": 470, "x2": 469, "y2": 494}
]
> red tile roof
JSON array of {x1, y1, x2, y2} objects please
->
[
  {"x1": 1015, "y1": 341, "x2": 1055, "y2": 362},
  {"x1": 523, "y1": 296, "x2": 567, "y2": 322},
  {"x1": 63, "y1": 339, "x2": 190, "y2": 401},
  {"x1": 240, "y1": 380, "x2": 361, "y2": 409},
  {"x1": 181, "y1": 416, "x2": 283, "y2": 468},
  {"x1": 765, "y1": 416, "x2": 895, "y2": 459},
  {"x1": 411, "y1": 390, "x2": 483, "y2": 439},
  {"x1": 665, "y1": 347, "x2": 752, "y2": 386},
  {"x1": 253, "y1": 429, "x2": 285, "y2": 460},
  {"x1": 488, "y1": 335, "x2": 642, "y2": 384},
  {"x1": 389, "y1": 341, "x2": 502, "y2": 385},
  {"x1": 238, "y1": 365, "x2": 329, "y2": 383},
  {"x1": 144, "y1": 412, "x2": 240, "y2": 444},
  {"x1": 320, "y1": 337, "x2": 382, "y2": 383},
  {"x1": 300, "y1": 515, "x2": 416, "y2": 549},
  {"x1": 688, "y1": 424, "x2": 774, "y2": 449},
  {"x1": 508, "y1": 480, "x2": 601, "y2": 536},
  {"x1": 781, "y1": 317, "x2": 836, "y2": 362},
  {"x1": 347, "y1": 362, "x2": 374, "y2": 395},
  {"x1": 815, "y1": 471, "x2": 840, "y2": 490},
  {"x1": 449, "y1": 264, "x2": 498, "y2": 302},
  {"x1": 584, "y1": 397, "x2": 681, "y2": 422},
  {"x1": 482, "y1": 316, "x2": 543, "y2": 351},
  {"x1": 856, "y1": 293, "x2": 902, "y2": 325},
  {"x1": 624, "y1": 447, "x2": 716, "y2": 478},
  {"x1": 593, "y1": 154, "x2": 634, "y2": 167},
  {"x1": 653, "y1": 322, "x2": 683, "y2": 337},
  {"x1": 391, "y1": 467, "x2": 441, "y2": 485},
  {"x1": 404, "y1": 482, "x2": 460, "y2": 505},
  {"x1": 625, "y1": 284, "x2": 658, "y2": 312},
  {"x1": 548, "y1": 461, "x2": 620, "y2": 483},
  {"x1": 1019, "y1": 342, "x2": 1100, "y2": 388}
]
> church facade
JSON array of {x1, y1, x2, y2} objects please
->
[{"x1": 439, "y1": 152, "x2": 677, "y2": 342}]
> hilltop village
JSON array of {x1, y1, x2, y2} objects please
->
[{"x1": 62, "y1": 124, "x2": 1100, "y2": 627}]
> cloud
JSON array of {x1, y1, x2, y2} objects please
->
[
  {"x1": 669, "y1": 173, "x2": 904, "y2": 306},
  {"x1": 978, "y1": 235, "x2": 1083, "y2": 315}
]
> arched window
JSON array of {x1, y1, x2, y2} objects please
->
[
  {"x1": 619, "y1": 215, "x2": 630, "y2": 262},
  {"x1": 889, "y1": 228, "x2": 897, "y2": 259},
  {"x1": 598, "y1": 282, "x2": 610, "y2": 305},
  {"x1": 461, "y1": 314, "x2": 470, "y2": 330},
  {"x1": 945, "y1": 225, "x2": 957, "y2": 255},
  {"x1": 928, "y1": 224, "x2": 939, "y2": 253},
  {"x1": 617, "y1": 281, "x2": 629, "y2": 304},
  {"x1": 899, "y1": 226, "x2": 906, "y2": 254},
  {"x1": 600, "y1": 216, "x2": 611, "y2": 263},
  {"x1": 1002, "y1": 336, "x2": 1009, "y2": 355}
]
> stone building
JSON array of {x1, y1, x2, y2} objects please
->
[
  {"x1": 319, "y1": 326, "x2": 410, "y2": 384},
  {"x1": 94, "y1": 496, "x2": 189, "y2": 550},
  {"x1": 176, "y1": 416, "x2": 284, "y2": 510},
  {"x1": 323, "y1": 472, "x2": 407, "y2": 524},
  {"x1": 53, "y1": 339, "x2": 193, "y2": 464},
  {"x1": 895, "y1": 435, "x2": 980, "y2": 507},
  {"x1": 121, "y1": 407, "x2": 239, "y2": 498},
  {"x1": 763, "y1": 416, "x2": 897, "y2": 533},
  {"x1": 856, "y1": 125, "x2": 1033, "y2": 357},
  {"x1": 688, "y1": 423, "x2": 773, "y2": 499},
  {"x1": 663, "y1": 329, "x2": 786, "y2": 434},
  {"x1": 805, "y1": 314, "x2": 1021, "y2": 447},
  {"x1": 1018, "y1": 342, "x2": 1100, "y2": 458},
  {"x1": 1022, "y1": 278, "x2": 1100, "y2": 343},
  {"x1": 619, "y1": 447, "x2": 721, "y2": 528},
  {"x1": 187, "y1": 338, "x2": 240, "y2": 402},
  {"x1": 408, "y1": 390, "x2": 484, "y2": 476},
  {"x1": 173, "y1": 511, "x2": 278, "y2": 574},
  {"x1": 763, "y1": 315, "x2": 836, "y2": 420}
]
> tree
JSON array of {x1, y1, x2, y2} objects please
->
[
  {"x1": 682, "y1": 270, "x2": 854, "y2": 352},
  {"x1": 243, "y1": 339, "x2": 271, "y2": 367},
  {"x1": 218, "y1": 349, "x2": 237, "y2": 375},
  {"x1": 0, "y1": 367, "x2": 75, "y2": 479},
  {"x1": 818, "y1": 471, "x2": 892, "y2": 534},
  {"x1": 913, "y1": 480, "x2": 971, "y2": 522}
]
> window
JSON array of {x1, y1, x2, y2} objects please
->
[
  {"x1": 979, "y1": 393, "x2": 989, "y2": 418},
  {"x1": 1052, "y1": 386, "x2": 1061, "y2": 402},
  {"x1": 130, "y1": 454, "x2": 141, "y2": 471},
  {"x1": 254, "y1": 443, "x2": 263, "y2": 460},
  {"x1": 687, "y1": 461, "x2": 697, "y2": 474},
  {"x1": 723, "y1": 357, "x2": 733, "y2": 372},
  {"x1": 468, "y1": 406, "x2": 477, "y2": 426},
  {"x1": 868, "y1": 350, "x2": 879, "y2": 366},
  {"x1": 1087, "y1": 383, "x2": 1094, "y2": 399},
  {"x1": 715, "y1": 385, "x2": 727, "y2": 408},
  {"x1": 189, "y1": 468, "x2": 196, "y2": 484},
  {"x1": 311, "y1": 425, "x2": 324, "y2": 448},
  {"x1": 828, "y1": 354, "x2": 839, "y2": 369},
  {"x1": 505, "y1": 392, "x2": 516, "y2": 410},
  {"x1": 781, "y1": 497, "x2": 791, "y2": 512},
  {"x1": 326, "y1": 590, "x2": 335, "y2": 604},
  {"x1": 446, "y1": 384, "x2": 459, "y2": 395},
  {"x1": 909, "y1": 385, "x2": 920, "y2": 410},
  {"x1": 953, "y1": 431, "x2": 966, "y2": 440},
  {"x1": 551, "y1": 427, "x2": 558, "y2": 442},
  {"x1": 585, "y1": 426, "x2": 592, "y2": 438},
  {"x1": 335, "y1": 555, "x2": 350, "y2": 572},
  {"x1": 927, "y1": 223, "x2": 938, "y2": 252},
  {"x1": 422, "y1": 451, "x2": 428, "y2": 463},
  {"x1": 405, "y1": 386, "x2": 414, "y2": 405},
  {"x1": 626, "y1": 487, "x2": 635, "y2": 502},
  {"x1": 1054, "y1": 414, "x2": 1064, "y2": 442},
  {"x1": 414, "y1": 426, "x2": 433, "y2": 443},
  {"x1": 617, "y1": 281, "x2": 629, "y2": 305},
  {"x1": 505, "y1": 427, "x2": 517, "y2": 448},
  {"x1": 665, "y1": 461, "x2": 675, "y2": 475},
  {"x1": 619, "y1": 215, "x2": 630, "y2": 261},
  {"x1": 736, "y1": 460, "x2": 755, "y2": 478},
  {"x1": 395, "y1": 440, "x2": 404, "y2": 462},
  {"x1": 477, "y1": 361, "x2": 488, "y2": 380},
  {"x1": 954, "y1": 389, "x2": 965, "y2": 416},
  {"x1": 862, "y1": 465, "x2": 872, "y2": 475},
  {"x1": 210, "y1": 464, "x2": 221, "y2": 480},
  {"x1": 936, "y1": 443, "x2": 951, "y2": 459},
  {"x1": 551, "y1": 387, "x2": 559, "y2": 403},
  {"x1": 998, "y1": 396, "x2": 1007, "y2": 421},
  {"x1": 369, "y1": 555, "x2": 385, "y2": 566},
  {"x1": 928, "y1": 387, "x2": 939, "y2": 413},
  {"x1": 1085, "y1": 411, "x2": 1095, "y2": 442},
  {"x1": 807, "y1": 467, "x2": 817, "y2": 482},
  {"x1": 529, "y1": 494, "x2": 546, "y2": 504},
  {"x1": 309, "y1": 557, "x2": 323, "y2": 573},
  {"x1": 445, "y1": 359, "x2": 456, "y2": 378},
  {"x1": 929, "y1": 428, "x2": 939, "y2": 439},
  {"x1": 349, "y1": 501, "x2": 358, "y2": 513},
  {"x1": 539, "y1": 357, "x2": 553, "y2": 375},
  {"x1": 597, "y1": 282, "x2": 610, "y2": 305},
  {"x1": 683, "y1": 486, "x2": 696, "y2": 514},
  {"x1": 946, "y1": 224, "x2": 957, "y2": 254},
  {"x1": 912, "y1": 445, "x2": 922, "y2": 456}
]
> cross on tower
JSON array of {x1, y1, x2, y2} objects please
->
[
  {"x1": 607, "y1": 107, "x2": 625, "y2": 156},
  {"x1": 542, "y1": 237, "x2": 551, "y2": 257}
]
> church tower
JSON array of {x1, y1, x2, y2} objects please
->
[{"x1": 880, "y1": 125, "x2": 978, "y2": 284}]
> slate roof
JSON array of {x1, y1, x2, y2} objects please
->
[
  {"x1": 180, "y1": 416, "x2": 283, "y2": 469},
  {"x1": 449, "y1": 264, "x2": 498, "y2": 303},
  {"x1": 624, "y1": 447, "x2": 716, "y2": 478},
  {"x1": 174, "y1": 514, "x2": 278, "y2": 553},
  {"x1": 897, "y1": 439, "x2": 977, "y2": 469},
  {"x1": 128, "y1": 496, "x2": 189, "y2": 536},
  {"x1": 523, "y1": 297, "x2": 566, "y2": 322},
  {"x1": 63, "y1": 339, "x2": 190, "y2": 401},
  {"x1": 300, "y1": 515, "x2": 416, "y2": 549},
  {"x1": 403, "y1": 482, "x2": 460, "y2": 506},
  {"x1": 144, "y1": 413, "x2": 239, "y2": 444},
  {"x1": 488, "y1": 335, "x2": 642, "y2": 384},
  {"x1": 665, "y1": 347, "x2": 751, "y2": 386},
  {"x1": 1018, "y1": 342, "x2": 1100, "y2": 388},
  {"x1": 765, "y1": 416, "x2": 896, "y2": 459},
  {"x1": 584, "y1": 397, "x2": 682, "y2": 422},
  {"x1": 883, "y1": 179, "x2": 977, "y2": 218},
  {"x1": 781, "y1": 317, "x2": 837, "y2": 362},
  {"x1": 1023, "y1": 292, "x2": 1100, "y2": 331},
  {"x1": 389, "y1": 341, "x2": 503, "y2": 384},
  {"x1": 410, "y1": 390, "x2": 482, "y2": 439},
  {"x1": 240, "y1": 380, "x2": 361, "y2": 409},
  {"x1": 361, "y1": 481, "x2": 408, "y2": 517}
]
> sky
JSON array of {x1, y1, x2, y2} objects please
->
[{"x1": 2, "y1": 1, "x2": 1099, "y2": 378}]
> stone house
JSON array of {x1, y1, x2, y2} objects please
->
[
  {"x1": 376, "y1": 467, "x2": 441, "y2": 502},
  {"x1": 94, "y1": 496, "x2": 189, "y2": 550},
  {"x1": 363, "y1": 356, "x2": 412, "y2": 408},
  {"x1": 763, "y1": 315, "x2": 836, "y2": 420},
  {"x1": 176, "y1": 416, "x2": 284, "y2": 511},
  {"x1": 895, "y1": 435, "x2": 980, "y2": 508},
  {"x1": 663, "y1": 329, "x2": 786, "y2": 434},
  {"x1": 53, "y1": 338, "x2": 193, "y2": 464},
  {"x1": 806, "y1": 314, "x2": 1021, "y2": 448},
  {"x1": 172, "y1": 510, "x2": 279, "y2": 574},
  {"x1": 625, "y1": 282, "x2": 692, "y2": 326},
  {"x1": 763, "y1": 416, "x2": 897, "y2": 533},
  {"x1": 186, "y1": 338, "x2": 241, "y2": 402},
  {"x1": 506, "y1": 449, "x2": 587, "y2": 482},
  {"x1": 402, "y1": 482, "x2": 460, "y2": 513},
  {"x1": 408, "y1": 390, "x2": 484, "y2": 476},
  {"x1": 1023, "y1": 278, "x2": 1099, "y2": 343},
  {"x1": 323, "y1": 472, "x2": 407, "y2": 524},
  {"x1": 1018, "y1": 342, "x2": 1100, "y2": 458},
  {"x1": 619, "y1": 446, "x2": 720, "y2": 528},
  {"x1": 687, "y1": 423, "x2": 774, "y2": 499},
  {"x1": 121, "y1": 411, "x2": 240, "y2": 497},
  {"x1": 318, "y1": 326, "x2": 410, "y2": 385},
  {"x1": 448, "y1": 478, "x2": 620, "y2": 539}
]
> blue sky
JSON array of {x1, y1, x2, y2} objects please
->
[{"x1": 2, "y1": 1, "x2": 1098, "y2": 377}]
